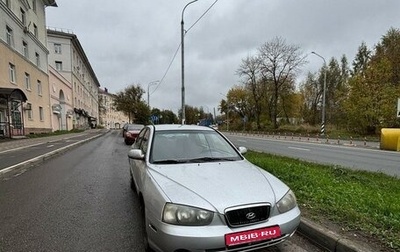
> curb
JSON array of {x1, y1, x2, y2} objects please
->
[{"x1": 298, "y1": 218, "x2": 375, "y2": 252}]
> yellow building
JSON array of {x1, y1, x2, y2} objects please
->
[
  {"x1": 98, "y1": 87, "x2": 129, "y2": 129},
  {"x1": 0, "y1": 0, "x2": 57, "y2": 137},
  {"x1": 47, "y1": 29, "x2": 100, "y2": 130},
  {"x1": 48, "y1": 65, "x2": 73, "y2": 131}
]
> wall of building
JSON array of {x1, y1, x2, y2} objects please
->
[{"x1": 49, "y1": 65, "x2": 73, "y2": 131}]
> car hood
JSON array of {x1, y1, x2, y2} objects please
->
[{"x1": 149, "y1": 160, "x2": 289, "y2": 213}]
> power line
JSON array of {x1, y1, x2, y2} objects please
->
[
  {"x1": 151, "y1": 43, "x2": 181, "y2": 95},
  {"x1": 151, "y1": 0, "x2": 219, "y2": 95},
  {"x1": 186, "y1": 0, "x2": 219, "y2": 34}
]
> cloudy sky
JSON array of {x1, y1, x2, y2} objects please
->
[{"x1": 46, "y1": 0, "x2": 400, "y2": 115}]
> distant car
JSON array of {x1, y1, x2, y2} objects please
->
[
  {"x1": 128, "y1": 124, "x2": 301, "y2": 252},
  {"x1": 121, "y1": 123, "x2": 131, "y2": 138},
  {"x1": 124, "y1": 124, "x2": 144, "y2": 145}
]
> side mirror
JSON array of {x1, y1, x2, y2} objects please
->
[
  {"x1": 128, "y1": 149, "x2": 145, "y2": 160},
  {"x1": 238, "y1": 146, "x2": 247, "y2": 155}
]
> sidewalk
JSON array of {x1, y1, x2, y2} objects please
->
[
  {"x1": 0, "y1": 129, "x2": 107, "y2": 153},
  {"x1": 0, "y1": 129, "x2": 376, "y2": 252}
]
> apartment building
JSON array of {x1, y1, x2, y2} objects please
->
[
  {"x1": 98, "y1": 87, "x2": 129, "y2": 129},
  {"x1": 48, "y1": 65, "x2": 73, "y2": 131},
  {"x1": 0, "y1": 0, "x2": 57, "y2": 137},
  {"x1": 47, "y1": 29, "x2": 100, "y2": 130}
]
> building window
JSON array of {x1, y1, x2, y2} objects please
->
[
  {"x1": 54, "y1": 43, "x2": 62, "y2": 54},
  {"x1": 55, "y1": 61, "x2": 63, "y2": 71},
  {"x1": 32, "y1": 0, "x2": 37, "y2": 13},
  {"x1": 39, "y1": 107, "x2": 44, "y2": 121},
  {"x1": 27, "y1": 103, "x2": 33, "y2": 120},
  {"x1": 21, "y1": 8, "x2": 26, "y2": 26},
  {"x1": 9, "y1": 63, "x2": 16, "y2": 83},
  {"x1": 23, "y1": 41, "x2": 28, "y2": 57},
  {"x1": 6, "y1": 26, "x2": 13, "y2": 46},
  {"x1": 33, "y1": 23, "x2": 38, "y2": 38},
  {"x1": 35, "y1": 52, "x2": 40, "y2": 67},
  {"x1": 37, "y1": 80, "x2": 42, "y2": 96},
  {"x1": 25, "y1": 73, "x2": 31, "y2": 90}
]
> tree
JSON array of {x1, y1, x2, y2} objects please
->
[
  {"x1": 375, "y1": 27, "x2": 400, "y2": 85},
  {"x1": 236, "y1": 55, "x2": 263, "y2": 129},
  {"x1": 351, "y1": 42, "x2": 371, "y2": 77},
  {"x1": 344, "y1": 28, "x2": 400, "y2": 133},
  {"x1": 258, "y1": 37, "x2": 307, "y2": 128},
  {"x1": 299, "y1": 72, "x2": 320, "y2": 125},
  {"x1": 160, "y1": 110, "x2": 178, "y2": 124},
  {"x1": 113, "y1": 84, "x2": 150, "y2": 124}
]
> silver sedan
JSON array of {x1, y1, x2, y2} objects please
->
[{"x1": 128, "y1": 124, "x2": 300, "y2": 252}]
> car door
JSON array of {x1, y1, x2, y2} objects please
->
[{"x1": 132, "y1": 127, "x2": 150, "y2": 192}]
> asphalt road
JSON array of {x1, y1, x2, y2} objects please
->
[
  {"x1": 0, "y1": 130, "x2": 324, "y2": 252},
  {"x1": 225, "y1": 133, "x2": 400, "y2": 177}
]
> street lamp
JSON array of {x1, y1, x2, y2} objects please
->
[
  {"x1": 181, "y1": 0, "x2": 199, "y2": 125},
  {"x1": 311, "y1": 51, "x2": 327, "y2": 136},
  {"x1": 147, "y1": 80, "x2": 159, "y2": 108}
]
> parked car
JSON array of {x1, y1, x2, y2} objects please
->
[
  {"x1": 121, "y1": 123, "x2": 131, "y2": 138},
  {"x1": 128, "y1": 124, "x2": 301, "y2": 252},
  {"x1": 124, "y1": 124, "x2": 144, "y2": 145}
]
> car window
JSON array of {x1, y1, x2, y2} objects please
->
[
  {"x1": 140, "y1": 129, "x2": 150, "y2": 154},
  {"x1": 133, "y1": 128, "x2": 147, "y2": 149},
  {"x1": 128, "y1": 124, "x2": 144, "y2": 130},
  {"x1": 150, "y1": 130, "x2": 242, "y2": 163}
]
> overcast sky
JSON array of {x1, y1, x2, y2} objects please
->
[{"x1": 46, "y1": 0, "x2": 400, "y2": 115}]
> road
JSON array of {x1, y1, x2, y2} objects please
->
[
  {"x1": 224, "y1": 133, "x2": 400, "y2": 177},
  {"x1": 0, "y1": 130, "x2": 324, "y2": 252}
]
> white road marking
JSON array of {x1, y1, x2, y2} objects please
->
[{"x1": 288, "y1": 146, "x2": 310, "y2": 151}]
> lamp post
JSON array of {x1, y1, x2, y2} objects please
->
[
  {"x1": 311, "y1": 51, "x2": 327, "y2": 136},
  {"x1": 147, "y1": 80, "x2": 159, "y2": 108},
  {"x1": 181, "y1": 0, "x2": 199, "y2": 125}
]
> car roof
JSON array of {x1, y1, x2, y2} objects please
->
[{"x1": 151, "y1": 124, "x2": 215, "y2": 132}]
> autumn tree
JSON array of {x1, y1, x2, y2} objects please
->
[
  {"x1": 299, "y1": 72, "x2": 320, "y2": 125},
  {"x1": 236, "y1": 55, "x2": 263, "y2": 129},
  {"x1": 344, "y1": 28, "x2": 400, "y2": 133},
  {"x1": 219, "y1": 86, "x2": 254, "y2": 130},
  {"x1": 351, "y1": 42, "x2": 371, "y2": 77},
  {"x1": 113, "y1": 84, "x2": 150, "y2": 125},
  {"x1": 258, "y1": 37, "x2": 307, "y2": 128}
]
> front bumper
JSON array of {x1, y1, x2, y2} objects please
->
[{"x1": 147, "y1": 206, "x2": 301, "y2": 252}]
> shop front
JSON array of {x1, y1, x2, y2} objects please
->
[{"x1": 0, "y1": 88, "x2": 28, "y2": 138}]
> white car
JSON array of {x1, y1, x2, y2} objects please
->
[{"x1": 128, "y1": 124, "x2": 300, "y2": 252}]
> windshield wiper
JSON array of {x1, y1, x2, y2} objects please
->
[
  {"x1": 186, "y1": 157, "x2": 237, "y2": 163},
  {"x1": 152, "y1": 159, "x2": 188, "y2": 164}
]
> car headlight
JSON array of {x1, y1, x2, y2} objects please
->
[
  {"x1": 162, "y1": 203, "x2": 214, "y2": 226},
  {"x1": 277, "y1": 190, "x2": 297, "y2": 213}
]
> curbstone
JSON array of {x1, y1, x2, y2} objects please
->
[{"x1": 298, "y1": 218, "x2": 375, "y2": 252}]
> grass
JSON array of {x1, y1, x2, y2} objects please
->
[{"x1": 245, "y1": 151, "x2": 400, "y2": 251}]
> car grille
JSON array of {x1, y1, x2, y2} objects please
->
[{"x1": 225, "y1": 204, "x2": 270, "y2": 227}]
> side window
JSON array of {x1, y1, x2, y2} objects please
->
[
  {"x1": 140, "y1": 129, "x2": 150, "y2": 154},
  {"x1": 133, "y1": 128, "x2": 146, "y2": 149}
]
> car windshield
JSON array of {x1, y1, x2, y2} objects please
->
[
  {"x1": 150, "y1": 130, "x2": 242, "y2": 164},
  {"x1": 127, "y1": 124, "x2": 143, "y2": 131}
]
